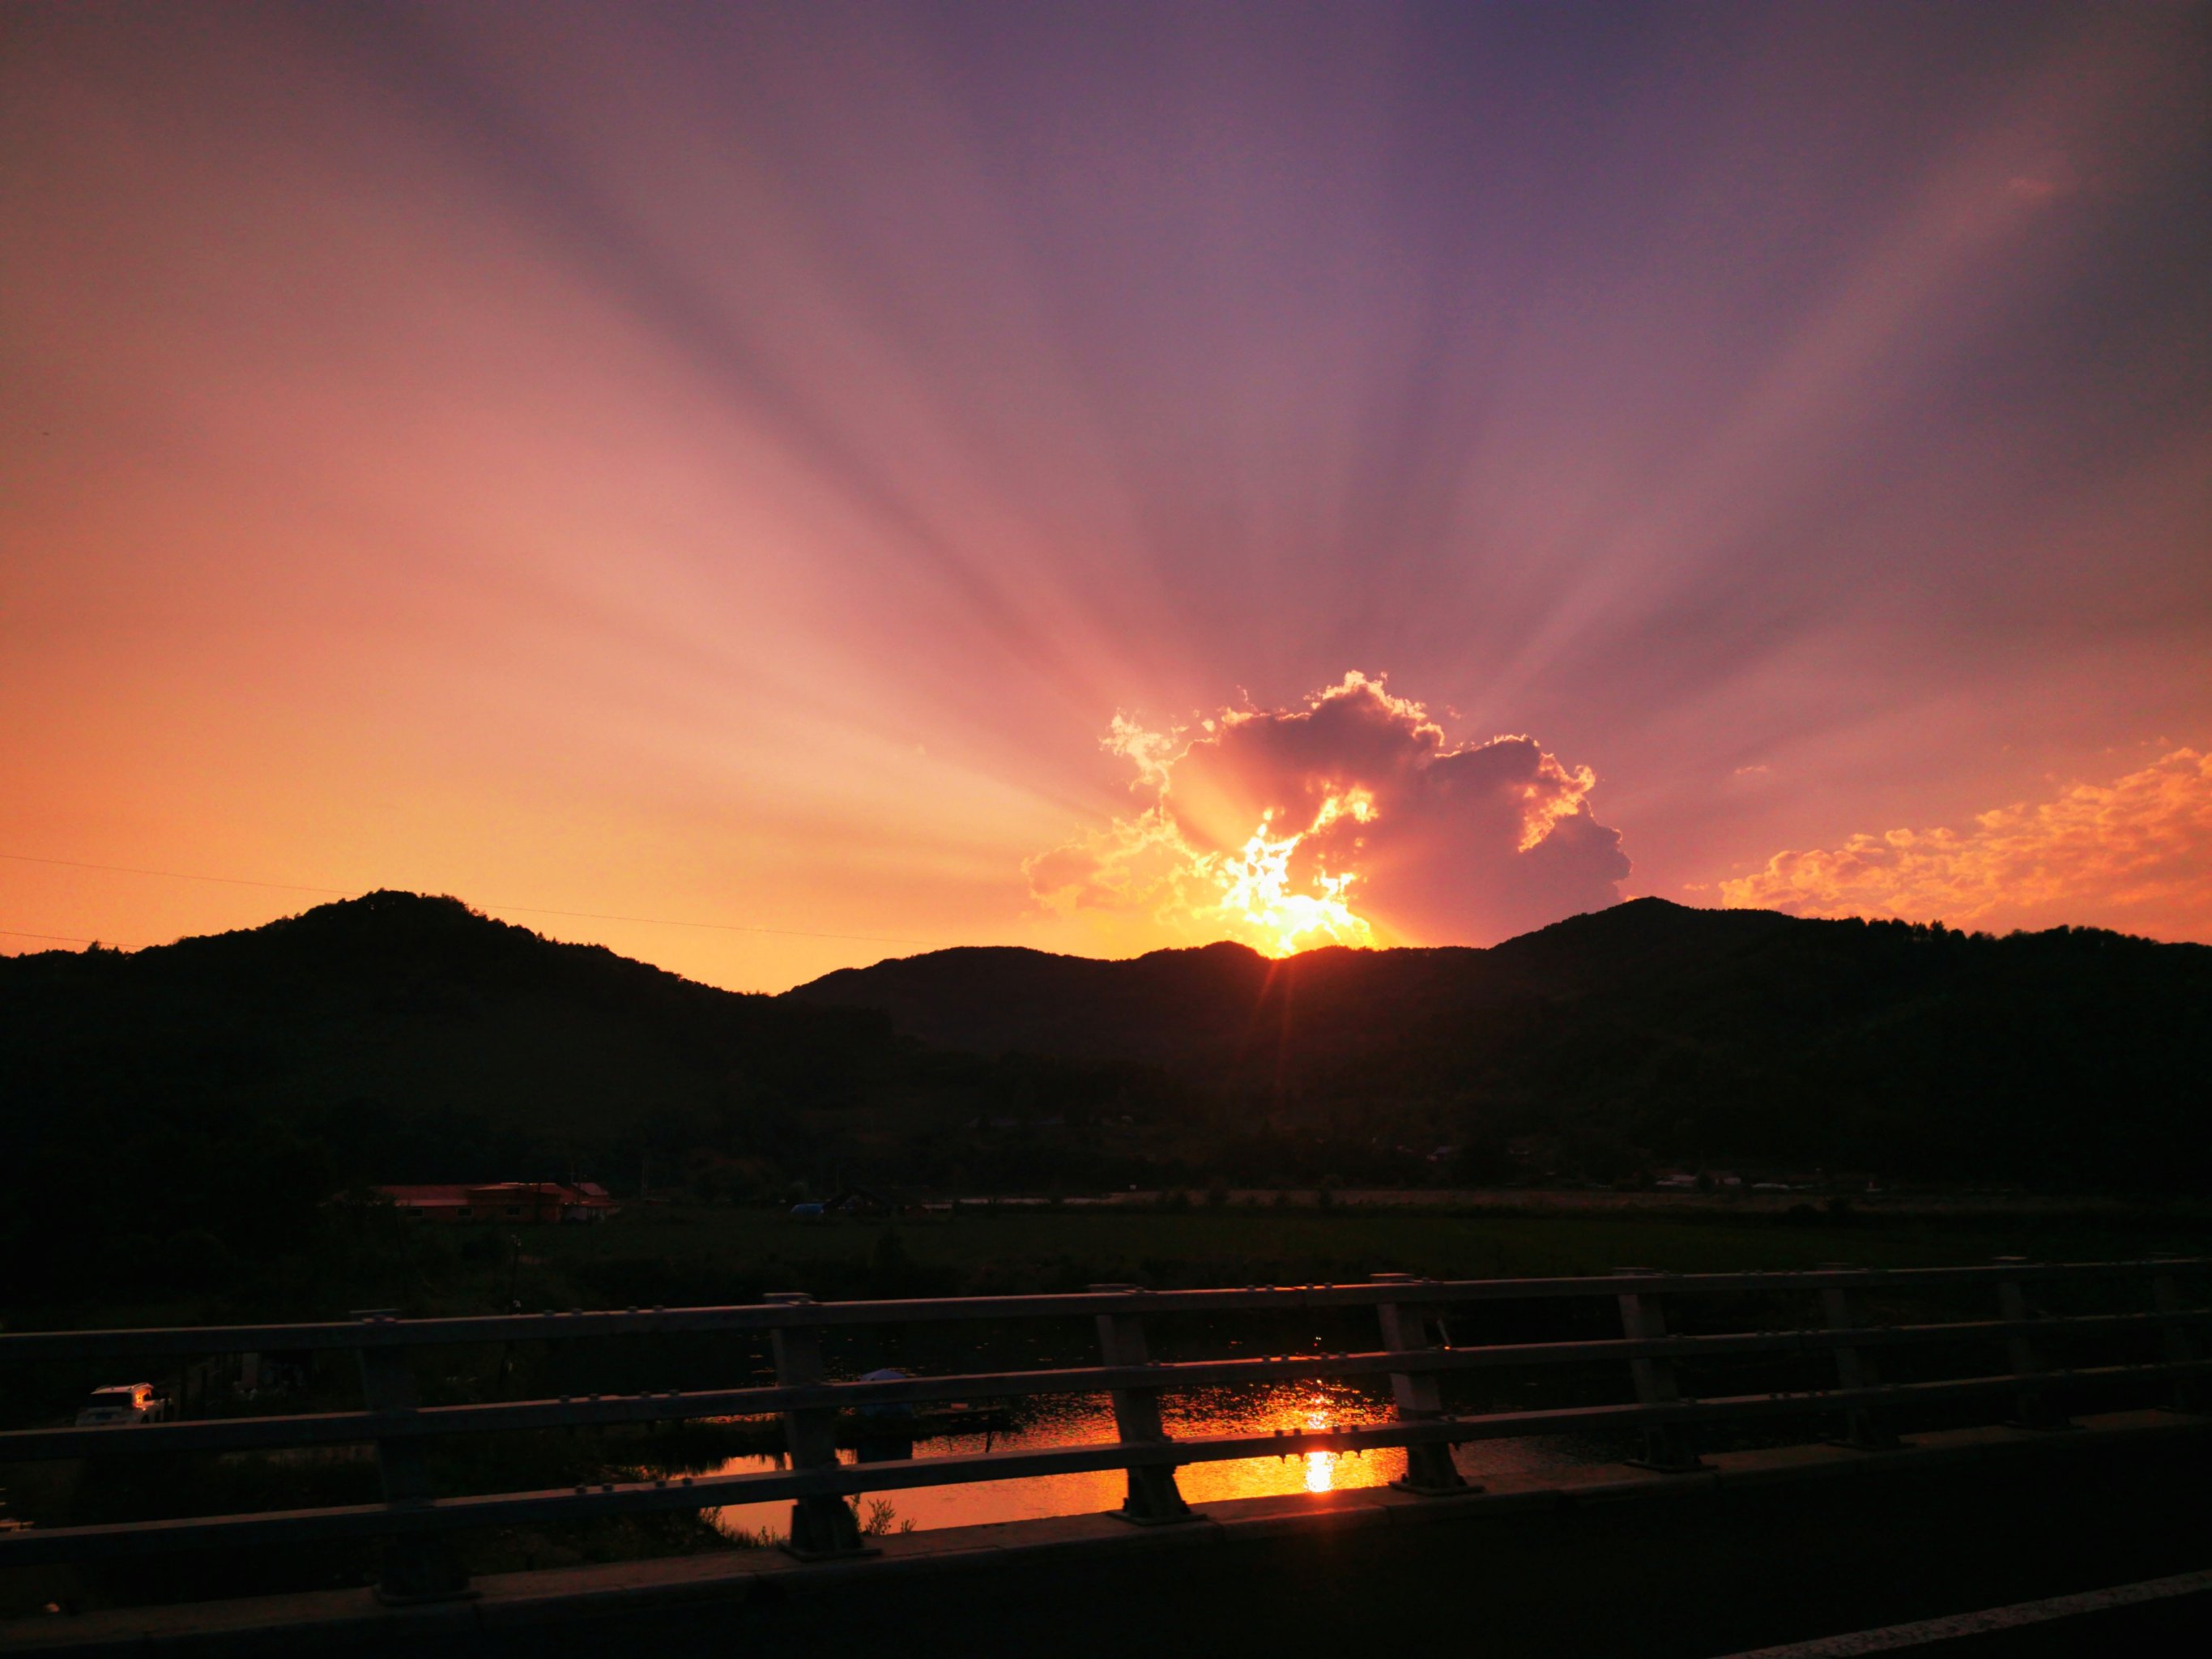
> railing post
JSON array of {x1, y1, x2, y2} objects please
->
[
  {"x1": 1090, "y1": 1284, "x2": 1191, "y2": 1525},
  {"x1": 2150, "y1": 1265, "x2": 2206, "y2": 1414},
  {"x1": 1615, "y1": 1270, "x2": 1703, "y2": 1472},
  {"x1": 351, "y1": 1311, "x2": 470, "y2": 1604},
  {"x1": 1372, "y1": 1274, "x2": 1470, "y2": 1495},
  {"x1": 1993, "y1": 1261, "x2": 2070, "y2": 1431},
  {"x1": 765, "y1": 1292, "x2": 869, "y2": 1559},
  {"x1": 1818, "y1": 1265, "x2": 1899, "y2": 1450}
]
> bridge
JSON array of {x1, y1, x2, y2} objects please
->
[{"x1": 3, "y1": 1260, "x2": 2210, "y2": 1655}]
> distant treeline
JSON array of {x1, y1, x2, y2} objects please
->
[{"x1": 4, "y1": 890, "x2": 2208, "y2": 1311}]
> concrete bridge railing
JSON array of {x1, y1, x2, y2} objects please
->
[{"x1": 2, "y1": 1259, "x2": 2206, "y2": 1604}]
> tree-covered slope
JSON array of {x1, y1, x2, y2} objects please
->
[
  {"x1": 2, "y1": 889, "x2": 902, "y2": 1162},
  {"x1": 790, "y1": 900, "x2": 2212, "y2": 1188},
  {"x1": 0, "y1": 892, "x2": 910, "y2": 1301}
]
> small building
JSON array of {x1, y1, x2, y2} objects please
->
[
  {"x1": 378, "y1": 1184, "x2": 475, "y2": 1222},
  {"x1": 377, "y1": 1182, "x2": 620, "y2": 1223}
]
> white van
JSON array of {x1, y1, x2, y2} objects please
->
[{"x1": 73, "y1": 1384, "x2": 168, "y2": 1427}]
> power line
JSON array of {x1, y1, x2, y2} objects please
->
[
  {"x1": 0, "y1": 852, "x2": 348, "y2": 900},
  {"x1": 1, "y1": 928, "x2": 98, "y2": 945},
  {"x1": 0, "y1": 851, "x2": 946, "y2": 951}
]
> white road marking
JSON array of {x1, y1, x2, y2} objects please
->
[{"x1": 1709, "y1": 1567, "x2": 2212, "y2": 1656}]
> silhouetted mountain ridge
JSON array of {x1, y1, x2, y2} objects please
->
[
  {"x1": 787, "y1": 899, "x2": 1805, "y2": 1064},
  {"x1": 2, "y1": 889, "x2": 897, "y2": 1156},
  {"x1": 789, "y1": 898, "x2": 2212, "y2": 1188},
  {"x1": 6, "y1": 890, "x2": 2209, "y2": 1310},
  {"x1": 0, "y1": 892, "x2": 929, "y2": 1301}
]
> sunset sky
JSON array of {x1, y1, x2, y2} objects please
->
[{"x1": 5, "y1": 1, "x2": 2210, "y2": 990}]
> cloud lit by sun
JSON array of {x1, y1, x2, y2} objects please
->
[
  {"x1": 1723, "y1": 748, "x2": 2212, "y2": 939},
  {"x1": 1026, "y1": 673, "x2": 1629, "y2": 953}
]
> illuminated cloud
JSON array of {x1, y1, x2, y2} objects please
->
[
  {"x1": 1026, "y1": 672, "x2": 1629, "y2": 953},
  {"x1": 1721, "y1": 750, "x2": 2212, "y2": 938}
]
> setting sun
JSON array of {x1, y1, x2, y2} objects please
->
[{"x1": 1205, "y1": 804, "x2": 1377, "y2": 957}]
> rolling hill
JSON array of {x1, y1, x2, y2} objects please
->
[
  {"x1": 0, "y1": 892, "x2": 921, "y2": 1303},
  {"x1": 788, "y1": 899, "x2": 2212, "y2": 1188},
  {"x1": 0, "y1": 889, "x2": 904, "y2": 1166}
]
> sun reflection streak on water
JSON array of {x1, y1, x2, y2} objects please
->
[
  {"x1": 1303, "y1": 1451, "x2": 1333, "y2": 1493},
  {"x1": 1302, "y1": 1396, "x2": 1335, "y2": 1493}
]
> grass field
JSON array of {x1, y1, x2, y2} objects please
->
[{"x1": 416, "y1": 1196, "x2": 2212, "y2": 1318}]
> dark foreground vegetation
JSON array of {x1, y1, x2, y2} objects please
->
[{"x1": 3, "y1": 889, "x2": 2209, "y2": 1313}]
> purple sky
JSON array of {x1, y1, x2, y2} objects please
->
[{"x1": 4, "y1": 2, "x2": 2210, "y2": 983}]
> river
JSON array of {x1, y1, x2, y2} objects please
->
[{"x1": 701, "y1": 1378, "x2": 1622, "y2": 1539}]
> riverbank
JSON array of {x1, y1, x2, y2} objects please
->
[{"x1": 15, "y1": 1193, "x2": 2210, "y2": 1334}]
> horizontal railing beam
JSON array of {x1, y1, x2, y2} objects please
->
[
  {"x1": 7, "y1": 1310, "x2": 2204, "y2": 1463},
  {"x1": 3, "y1": 1260, "x2": 2201, "y2": 1363},
  {"x1": 4, "y1": 1358, "x2": 2207, "y2": 1568}
]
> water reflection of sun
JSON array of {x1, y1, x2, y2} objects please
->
[
  {"x1": 705, "y1": 1379, "x2": 1426, "y2": 1541},
  {"x1": 1157, "y1": 1380, "x2": 1402, "y2": 1503},
  {"x1": 1302, "y1": 1397, "x2": 1336, "y2": 1492}
]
